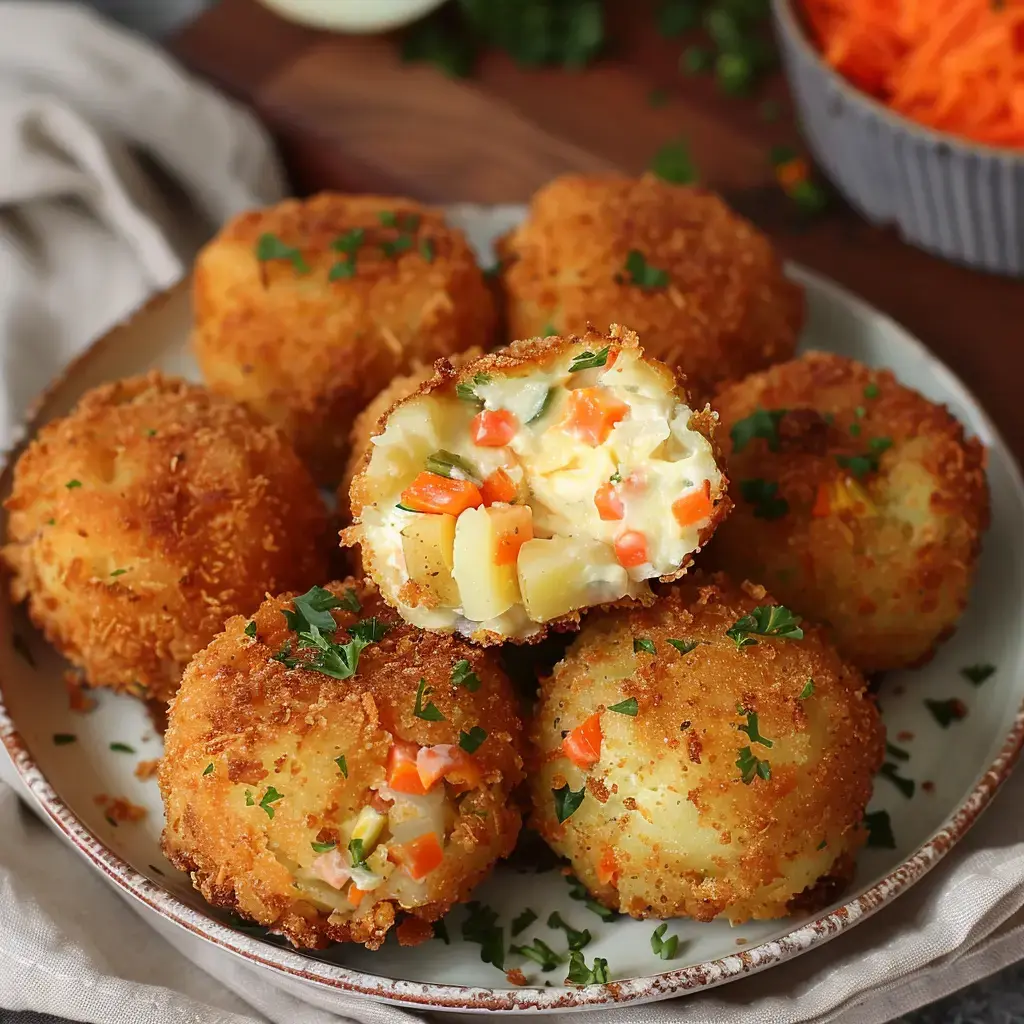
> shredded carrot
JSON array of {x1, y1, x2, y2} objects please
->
[{"x1": 800, "y1": 0, "x2": 1024, "y2": 147}]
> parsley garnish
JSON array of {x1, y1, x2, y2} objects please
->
[
  {"x1": 340, "y1": 588, "x2": 362, "y2": 614},
  {"x1": 736, "y1": 746, "x2": 771, "y2": 784},
  {"x1": 885, "y1": 741, "x2": 910, "y2": 761},
  {"x1": 962, "y1": 664, "x2": 995, "y2": 685},
  {"x1": 548, "y1": 911, "x2": 591, "y2": 951},
  {"x1": 419, "y1": 238, "x2": 435, "y2": 263},
  {"x1": 455, "y1": 372, "x2": 492, "y2": 404},
  {"x1": 527, "y1": 387, "x2": 557, "y2": 424},
  {"x1": 835, "y1": 453, "x2": 879, "y2": 479},
  {"x1": 608, "y1": 697, "x2": 638, "y2": 716},
  {"x1": 381, "y1": 234, "x2": 414, "y2": 259},
  {"x1": 451, "y1": 659, "x2": 481, "y2": 692},
  {"x1": 737, "y1": 709, "x2": 773, "y2": 748},
  {"x1": 328, "y1": 258, "x2": 356, "y2": 281},
  {"x1": 925, "y1": 698, "x2": 967, "y2": 728},
  {"x1": 568, "y1": 347, "x2": 610, "y2": 372},
  {"x1": 879, "y1": 762, "x2": 915, "y2": 799},
  {"x1": 348, "y1": 617, "x2": 392, "y2": 643},
  {"x1": 730, "y1": 408, "x2": 786, "y2": 453},
  {"x1": 739, "y1": 478, "x2": 789, "y2": 520},
  {"x1": 335, "y1": 755, "x2": 348, "y2": 777},
  {"x1": 348, "y1": 838, "x2": 367, "y2": 867},
  {"x1": 566, "y1": 950, "x2": 609, "y2": 986},
  {"x1": 414, "y1": 678, "x2": 445, "y2": 721},
  {"x1": 245, "y1": 790, "x2": 254, "y2": 806},
  {"x1": 331, "y1": 228, "x2": 364, "y2": 253},
  {"x1": 65, "y1": 479, "x2": 82, "y2": 489},
  {"x1": 633, "y1": 637, "x2": 656, "y2": 655},
  {"x1": 109, "y1": 568, "x2": 128, "y2": 578},
  {"x1": 667, "y1": 638, "x2": 699, "y2": 655},
  {"x1": 109, "y1": 742, "x2": 135, "y2": 754},
  {"x1": 511, "y1": 908, "x2": 537, "y2": 936},
  {"x1": 378, "y1": 211, "x2": 398, "y2": 227},
  {"x1": 609, "y1": 470, "x2": 622, "y2": 484},
  {"x1": 541, "y1": 322, "x2": 557, "y2": 337},
  {"x1": 53, "y1": 733, "x2": 76, "y2": 745},
  {"x1": 511, "y1": 938, "x2": 563, "y2": 972},
  {"x1": 244, "y1": 620, "x2": 257, "y2": 638},
  {"x1": 460, "y1": 726, "x2": 487, "y2": 753},
  {"x1": 255, "y1": 232, "x2": 310, "y2": 274},
  {"x1": 283, "y1": 585, "x2": 345, "y2": 634},
  {"x1": 817, "y1": 839, "x2": 827, "y2": 850},
  {"x1": 553, "y1": 782, "x2": 586, "y2": 823},
  {"x1": 650, "y1": 922, "x2": 680, "y2": 960},
  {"x1": 274, "y1": 621, "x2": 373, "y2": 680},
  {"x1": 259, "y1": 787, "x2": 284, "y2": 818},
  {"x1": 864, "y1": 382, "x2": 880, "y2": 400},
  {"x1": 869, "y1": 438, "x2": 893, "y2": 453},
  {"x1": 567, "y1": 874, "x2": 617, "y2": 920},
  {"x1": 623, "y1": 250, "x2": 669, "y2": 289},
  {"x1": 203, "y1": 763, "x2": 214, "y2": 776},
  {"x1": 426, "y1": 449, "x2": 481, "y2": 484},
  {"x1": 311, "y1": 840, "x2": 336, "y2": 853},
  {"x1": 462, "y1": 901, "x2": 504, "y2": 969},
  {"x1": 865, "y1": 809, "x2": 896, "y2": 848},
  {"x1": 726, "y1": 605, "x2": 803, "y2": 648},
  {"x1": 649, "y1": 137, "x2": 698, "y2": 184},
  {"x1": 798, "y1": 678, "x2": 815, "y2": 700}
]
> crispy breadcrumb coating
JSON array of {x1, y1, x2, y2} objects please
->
[
  {"x1": 193, "y1": 193, "x2": 497, "y2": 483},
  {"x1": 496, "y1": 175, "x2": 803, "y2": 397},
  {"x1": 710, "y1": 352, "x2": 990, "y2": 673},
  {"x1": 529, "y1": 574, "x2": 884, "y2": 924},
  {"x1": 2, "y1": 372, "x2": 329, "y2": 706},
  {"x1": 160, "y1": 579, "x2": 523, "y2": 950}
]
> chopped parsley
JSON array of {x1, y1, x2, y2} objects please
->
[
  {"x1": 329, "y1": 257, "x2": 356, "y2": 281},
  {"x1": 283, "y1": 585, "x2": 347, "y2": 633},
  {"x1": 109, "y1": 568, "x2": 128, "y2": 578},
  {"x1": 311, "y1": 840, "x2": 336, "y2": 853},
  {"x1": 738, "y1": 709, "x2": 773, "y2": 748},
  {"x1": 381, "y1": 234, "x2": 414, "y2": 259},
  {"x1": 511, "y1": 938, "x2": 563, "y2": 972},
  {"x1": 53, "y1": 733, "x2": 76, "y2": 745},
  {"x1": 527, "y1": 387, "x2": 557, "y2": 424},
  {"x1": 414, "y1": 677, "x2": 445, "y2": 721},
  {"x1": 623, "y1": 249, "x2": 669, "y2": 290},
  {"x1": 798, "y1": 679, "x2": 815, "y2": 700},
  {"x1": 255, "y1": 232, "x2": 310, "y2": 274},
  {"x1": 511, "y1": 908, "x2": 538, "y2": 936},
  {"x1": 567, "y1": 874, "x2": 617, "y2": 920},
  {"x1": 865, "y1": 809, "x2": 896, "y2": 848},
  {"x1": 245, "y1": 790, "x2": 255, "y2": 806},
  {"x1": 462, "y1": 901, "x2": 504, "y2": 969},
  {"x1": 547, "y1": 911, "x2": 591, "y2": 951},
  {"x1": 331, "y1": 228, "x2": 364, "y2": 253},
  {"x1": 849, "y1": 423, "x2": 861, "y2": 437},
  {"x1": 348, "y1": 838, "x2": 367, "y2": 867},
  {"x1": 609, "y1": 470, "x2": 622, "y2": 484},
  {"x1": 633, "y1": 637, "x2": 656, "y2": 655},
  {"x1": 649, "y1": 137, "x2": 698, "y2": 185},
  {"x1": 259, "y1": 787, "x2": 284, "y2": 818},
  {"x1": 879, "y1": 762, "x2": 915, "y2": 799},
  {"x1": 451, "y1": 659, "x2": 482, "y2": 692},
  {"x1": 202, "y1": 763, "x2": 214, "y2": 776},
  {"x1": 426, "y1": 449, "x2": 481, "y2": 484},
  {"x1": 340, "y1": 588, "x2": 362, "y2": 614},
  {"x1": 608, "y1": 697, "x2": 639, "y2": 716},
  {"x1": 925, "y1": 698, "x2": 968, "y2": 728},
  {"x1": 109, "y1": 742, "x2": 135, "y2": 754},
  {"x1": 726, "y1": 605, "x2": 803, "y2": 648},
  {"x1": 11, "y1": 634, "x2": 35, "y2": 667},
  {"x1": 459, "y1": 726, "x2": 488, "y2": 753},
  {"x1": 335, "y1": 755, "x2": 348, "y2": 778},
  {"x1": 864, "y1": 382, "x2": 880, "y2": 400},
  {"x1": 739, "y1": 478, "x2": 789, "y2": 520},
  {"x1": 736, "y1": 746, "x2": 771, "y2": 784},
  {"x1": 730, "y1": 408, "x2": 786, "y2": 453},
  {"x1": 962, "y1": 664, "x2": 995, "y2": 686},
  {"x1": 419, "y1": 238, "x2": 435, "y2": 263},
  {"x1": 835, "y1": 453, "x2": 879, "y2": 479},
  {"x1": 455, "y1": 372, "x2": 492, "y2": 404},
  {"x1": 885, "y1": 741, "x2": 910, "y2": 761},
  {"x1": 243, "y1": 620, "x2": 257, "y2": 638},
  {"x1": 667, "y1": 638, "x2": 699, "y2": 655},
  {"x1": 568, "y1": 346, "x2": 610, "y2": 372},
  {"x1": 348, "y1": 617, "x2": 392, "y2": 644},
  {"x1": 566, "y1": 950, "x2": 609, "y2": 986},
  {"x1": 378, "y1": 211, "x2": 398, "y2": 227},
  {"x1": 65, "y1": 479, "x2": 82, "y2": 489},
  {"x1": 817, "y1": 839, "x2": 827, "y2": 850},
  {"x1": 541, "y1": 322, "x2": 557, "y2": 337},
  {"x1": 553, "y1": 782, "x2": 586, "y2": 823},
  {"x1": 273, "y1": 621, "x2": 375, "y2": 680},
  {"x1": 650, "y1": 922, "x2": 680, "y2": 960}
]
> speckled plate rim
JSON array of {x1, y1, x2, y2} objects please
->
[{"x1": 1, "y1": 266, "x2": 1023, "y2": 1013}]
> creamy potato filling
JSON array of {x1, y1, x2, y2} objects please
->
[{"x1": 359, "y1": 344, "x2": 723, "y2": 639}]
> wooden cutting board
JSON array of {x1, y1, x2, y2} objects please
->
[{"x1": 170, "y1": 0, "x2": 1024, "y2": 460}]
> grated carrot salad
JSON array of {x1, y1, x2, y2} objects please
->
[{"x1": 801, "y1": 0, "x2": 1024, "y2": 147}]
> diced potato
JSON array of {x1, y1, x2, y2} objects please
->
[
  {"x1": 452, "y1": 505, "x2": 532, "y2": 621},
  {"x1": 517, "y1": 537, "x2": 628, "y2": 622},
  {"x1": 401, "y1": 514, "x2": 459, "y2": 605},
  {"x1": 350, "y1": 806, "x2": 387, "y2": 851}
]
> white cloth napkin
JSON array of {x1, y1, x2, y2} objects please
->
[{"x1": 0, "y1": 3, "x2": 1023, "y2": 1024}]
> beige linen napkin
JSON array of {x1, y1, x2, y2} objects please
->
[{"x1": 0, "y1": 4, "x2": 1020, "y2": 1023}]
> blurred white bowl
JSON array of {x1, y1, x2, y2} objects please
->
[{"x1": 257, "y1": 0, "x2": 447, "y2": 34}]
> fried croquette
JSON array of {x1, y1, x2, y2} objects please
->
[
  {"x1": 711, "y1": 352, "x2": 990, "y2": 673},
  {"x1": 529, "y1": 574, "x2": 884, "y2": 924},
  {"x1": 496, "y1": 175, "x2": 803, "y2": 397},
  {"x1": 193, "y1": 193, "x2": 497, "y2": 484},
  {"x1": 2, "y1": 372, "x2": 329, "y2": 706},
  {"x1": 344, "y1": 325, "x2": 730, "y2": 643},
  {"x1": 159, "y1": 579, "x2": 523, "y2": 950}
]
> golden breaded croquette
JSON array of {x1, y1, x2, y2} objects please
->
[
  {"x1": 711, "y1": 352, "x2": 990, "y2": 673},
  {"x1": 2, "y1": 372, "x2": 329, "y2": 706},
  {"x1": 529, "y1": 574, "x2": 884, "y2": 924},
  {"x1": 159, "y1": 579, "x2": 523, "y2": 950},
  {"x1": 344, "y1": 326, "x2": 731, "y2": 643},
  {"x1": 496, "y1": 175, "x2": 803, "y2": 397},
  {"x1": 192, "y1": 193, "x2": 497, "y2": 484}
]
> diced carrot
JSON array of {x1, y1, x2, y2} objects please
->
[
  {"x1": 391, "y1": 831, "x2": 444, "y2": 880},
  {"x1": 672, "y1": 482, "x2": 713, "y2": 529},
  {"x1": 471, "y1": 409, "x2": 519, "y2": 447},
  {"x1": 594, "y1": 483, "x2": 624, "y2": 521},
  {"x1": 776, "y1": 158, "x2": 810, "y2": 189},
  {"x1": 416, "y1": 744, "x2": 482, "y2": 791},
  {"x1": 597, "y1": 846, "x2": 618, "y2": 885},
  {"x1": 494, "y1": 514, "x2": 533, "y2": 566},
  {"x1": 387, "y1": 741, "x2": 428, "y2": 796},
  {"x1": 348, "y1": 885, "x2": 369, "y2": 907},
  {"x1": 614, "y1": 530, "x2": 649, "y2": 569},
  {"x1": 480, "y1": 467, "x2": 518, "y2": 505},
  {"x1": 811, "y1": 482, "x2": 832, "y2": 518},
  {"x1": 561, "y1": 388, "x2": 629, "y2": 447},
  {"x1": 400, "y1": 472, "x2": 482, "y2": 516},
  {"x1": 562, "y1": 712, "x2": 602, "y2": 769}
]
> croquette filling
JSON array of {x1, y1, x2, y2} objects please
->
[{"x1": 359, "y1": 343, "x2": 723, "y2": 638}]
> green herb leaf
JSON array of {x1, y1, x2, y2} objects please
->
[
  {"x1": 275, "y1": 620, "x2": 374, "y2": 680},
  {"x1": 527, "y1": 387, "x2": 557, "y2": 424},
  {"x1": 414, "y1": 677, "x2": 445, "y2": 721},
  {"x1": 255, "y1": 232, "x2": 310, "y2": 274},
  {"x1": 109, "y1": 742, "x2": 135, "y2": 754},
  {"x1": 348, "y1": 617, "x2": 393, "y2": 644},
  {"x1": 381, "y1": 234, "x2": 414, "y2": 259},
  {"x1": 460, "y1": 726, "x2": 488, "y2": 753},
  {"x1": 864, "y1": 382, "x2": 880, "y2": 400},
  {"x1": 109, "y1": 568, "x2": 128, "y2": 578},
  {"x1": 340, "y1": 588, "x2": 361, "y2": 614},
  {"x1": 608, "y1": 697, "x2": 639, "y2": 716},
  {"x1": 328, "y1": 258, "x2": 357, "y2": 281},
  {"x1": 658, "y1": 0, "x2": 700, "y2": 36},
  {"x1": 667, "y1": 638, "x2": 699, "y2": 655},
  {"x1": 426, "y1": 449, "x2": 482, "y2": 484},
  {"x1": 311, "y1": 840, "x2": 336, "y2": 853},
  {"x1": 869, "y1": 436, "x2": 893, "y2": 454},
  {"x1": 553, "y1": 782, "x2": 586, "y2": 823},
  {"x1": 925, "y1": 698, "x2": 968, "y2": 728},
  {"x1": 259, "y1": 787, "x2": 284, "y2": 818},
  {"x1": 348, "y1": 837, "x2": 367, "y2": 867},
  {"x1": 650, "y1": 922, "x2": 680, "y2": 960},
  {"x1": 245, "y1": 790, "x2": 255, "y2": 806},
  {"x1": 885, "y1": 741, "x2": 910, "y2": 761},
  {"x1": 623, "y1": 250, "x2": 669, "y2": 290},
  {"x1": 567, "y1": 874, "x2": 617, "y2": 920},
  {"x1": 65, "y1": 479, "x2": 82, "y2": 489},
  {"x1": 566, "y1": 950, "x2": 610, "y2": 986},
  {"x1": 799, "y1": 678, "x2": 814, "y2": 700},
  {"x1": 681, "y1": 45, "x2": 713, "y2": 74},
  {"x1": 865, "y1": 809, "x2": 896, "y2": 849},
  {"x1": 451, "y1": 659, "x2": 481, "y2": 692},
  {"x1": 378, "y1": 211, "x2": 398, "y2": 227},
  {"x1": 419, "y1": 238, "x2": 435, "y2": 263},
  {"x1": 835, "y1": 453, "x2": 878, "y2": 479},
  {"x1": 879, "y1": 762, "x2": 915, "y2": 799},
  {"x1": 244, "y1": 620, "x2": 257, "y2": 638},
  {"x1": 203, "y1": 763, "x2": 214, "y2": 776},
  {"x1": 455, "y1": 372, "x2": 492, "y2": 405},
  {"x1": 548, "y1": 910, "x2": 591, "y2": 951},
  {"x1": 335, "y1": 755, "x2": 348, "y2": 777},
  {"x1": 511, "y1": 908, "x2": 538, "y2": 936},
  {"x1": 739, "y1": 478, "x2": 789, "y2": 520},
  {"x1": 737, "y1": 709, "x2": 773, "y2": 748},
  {"x1": 331, "y1": 228, "x2": 364, "y2": 254},
  {"x1": 462, "y1": 901, "x2": 504, "y2": 969},
  {"x1": 716, "y1": 51, "x2": 753, "y2": 94},
  {"x1": 284, "y1": 585, "x2": 345, "y2": 634},
  {"x1": 789, "y1": 179, "x2": 829, "y2": 215},
  {"x1": 962, "y1": 664, "x2": 996, "y2": 686},
  {"x1": 53, "y1": 733, "x2": 77, "y2": 745},
  {"x1": 731, "y1": 407, "x2": 786, "y2": 453},
  {"x1": 726, "y1": 605, "x2": 803, "y2": 648},
  {"x1": 633, "y1": 637, "x2": 656, "y2": 655},
  {"x1": 649, "y1": 138, "x2": 698, "y2": 185},
  {"x1": 511, "y1": 938, "x2": 564, "y2": 971},
  {"x1": 568, "y1": 347, "x2": 610, "y2": 372},
  {"x1": 736, "y1": 745, "x2": 771, "y2": 784}
]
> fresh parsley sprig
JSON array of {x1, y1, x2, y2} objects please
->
[{"x1": 726, "y1": 605, "x2": 803, "y2": 649}]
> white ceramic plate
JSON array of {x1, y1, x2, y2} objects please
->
[{"x1": 1, "y1": 205, "x2": 1023, "y2": 1015}]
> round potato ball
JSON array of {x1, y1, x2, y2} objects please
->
[
  {"x1": 496, "y1": 175, "x2": 803, "y2": 398},
  {"x1": 193, "y1": 193, "x2": 497, "y2": 483},
  {"x1": 2, "y1": 372, "x2": 330, "y2": 706},
  {"x1": 529, "y1": 574, "x2": 884, "y2": 924},
  {"x1": 160, "y1": 579, "x2": 524, "y2": 950},
  {"x1": 710, "y1": 352, "x2": 990, "y2": 673}
]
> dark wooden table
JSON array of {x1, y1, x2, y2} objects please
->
[{"x1": 171, "y1": 0, "x2": 1024, "y2": 462}]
